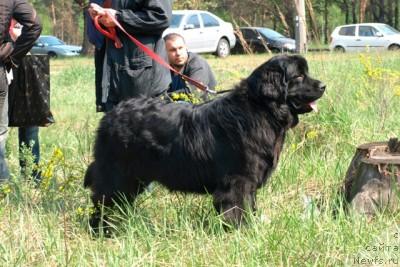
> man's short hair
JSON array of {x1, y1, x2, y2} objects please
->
[{"x1": 164, "y1": 33, "x2": 185, "y2": 43}]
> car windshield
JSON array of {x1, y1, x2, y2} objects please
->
[
  {"x1": 170, "y1": 14, "x2": 184, "y2": 28},
  {"x1": 258, "y1": 28, "x2": 285, "y2": 39},
  {"x1": 41, "y1": 36, "x2": 64, "y2": 45},
  {"x1": 376, "y1": 24, "x2": 400, "y2": 35}
]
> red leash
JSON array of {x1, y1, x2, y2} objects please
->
[{"x1": 93, "y1": 13, "x2": 215, "y2": 94}]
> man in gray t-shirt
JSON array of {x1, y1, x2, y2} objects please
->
[{"x1": 164, "y1": 33, "x2": 216, "y2": 94}]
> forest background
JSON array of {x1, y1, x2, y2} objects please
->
[{"x1": 29, "y1": 0, "x2": 400, "y2": 54}]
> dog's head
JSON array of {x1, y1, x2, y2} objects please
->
[{"x1": 247, "y1": 55, "x2": 325, "y2": 114}]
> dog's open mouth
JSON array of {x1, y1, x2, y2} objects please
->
[
  {"x1": 289, "y1": 99, "x2": 320, "y2": 114},
  {"x1": 309, "y1": 101, "x2": 318, "y2": 112}
]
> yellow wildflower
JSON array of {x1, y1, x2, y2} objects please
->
[
  {"x1": 1, "y1": 184, "x2": 11, "y2": 194},
  {"x1": 394, "y1": 86, "x2": 400, "y2": 96},
  {"x1": 306, "y1": 130, "x2": 318, "y2": 140},
  {"x1": 53, "y1": 147, "x2": 64, "y2": 160},
  {"x1": 290, "y1": 143, "x2": 297, "y2": 151}
]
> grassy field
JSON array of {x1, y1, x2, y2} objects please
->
[{"x1": 1, "y1": 52, "x2": 400, "y2": 266}]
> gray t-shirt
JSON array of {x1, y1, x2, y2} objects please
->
[{"x1": 168, "y1": 52, "x2": 216, "y2": 93}]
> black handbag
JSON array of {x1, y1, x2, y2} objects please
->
[{"x1": 8, "y1": 55, "x2": 55, "y2": 127}]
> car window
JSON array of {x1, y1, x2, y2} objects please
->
[
  {"x1": 258, "y1": 28, "x2": 285, "y2": 39},
  {"x1": 242, "y1": 29, "x2": 258, "y2": 39},
  {"x1": 359, "y1": 26, "x2": 378, "y2": 37},
  {"x1": 40, "y1": 36, "x2": 64, "y2": 45},
  {"x1": 376, "y1": 24, "x2": 400, "y2": 35},
  {"x1": 201, "y1": 13, "x2": 220, "y2": 27},
  {"x1": 338, "y1": 26, "x2": 356, "y2": 36},
  {"x1": 170, "y1": 14, "x2": 183, "y2": 28},
  {"x1": 186, "y1": 14, "x2": 200, "y2": 29}
]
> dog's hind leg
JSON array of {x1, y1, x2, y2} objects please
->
[{"x1": 213, "y1": 178, "x2": 257, "y2": 227}]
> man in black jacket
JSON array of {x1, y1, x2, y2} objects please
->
[
  {"x1": 0, "y1": 0, "x2": 42, "y2": 182},
  {"x1": 88, "y1": 0, "x2": 172, "y2": 111}
]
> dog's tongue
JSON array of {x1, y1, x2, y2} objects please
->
[{"x1": 309, "y1": 101, "x2": 318, "y2": 112}]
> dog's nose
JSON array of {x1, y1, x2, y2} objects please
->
[{"x1": 318, "y1": 82, "x2": 326, "y2": 92}]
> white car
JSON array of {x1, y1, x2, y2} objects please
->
[
  {"x1": 163, "y1": 10, "x2": 236, "y2": 57},
  {"x1": 329, "y1": 23, "x2": 400, "y2": 52}
]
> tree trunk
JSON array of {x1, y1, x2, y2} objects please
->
[
  {"x1": 295, "y1": 0, "x2": 307, "y2": 53},
  {"x1": 305, "y1": 0, "x2": 320, "y2": 42},
  {"x1": 51, "y1": 1, "x2": 57, "y2": 35},
  {"x1": 387, "y1": 0, "x2": 393, "y2": 26},
  {"x1": 61, "y1": 0, "x2": 65, "y2": 41},
  {"x1": 274, "y1": 3, "x2": 290, "y2": 36},
  {"x1": 379, "y1": 0, "x2": 385, "y2": 22},
  {"x1": 395, "y1": 0, "x2": 399, "y2": 29},
  {"x1": 342, "y1": 0, "x2": 350, "y2": 24},
  {"x1": 81, "y1": 11, "x2": 94, "y2": 55},
  {"x1": 370, "y1": 0, "x2": 380, "y2": 21},
  {"x1": 359, "y1": 0, "x2": 368, "y2": 23},
  {"x1": 324, "y1": 0, "x2": 329, "y2": 44},
  {"x1": 351, "y1": 0, "x2": 357, "y2": 23}
]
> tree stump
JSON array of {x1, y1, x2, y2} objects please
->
[{"x1": 343, "y1": 138, "x2": 400, "y2": 216}]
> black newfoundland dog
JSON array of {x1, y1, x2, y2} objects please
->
[{"x1": 84, "y1": 55, "x2": 325, "y2": 228}]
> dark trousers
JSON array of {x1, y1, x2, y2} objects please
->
[
  {"x1": 95, "y1": 45, "x2": 106, "y2": 112},
  {"x1": 18, "y1": 126, "x2": 41, "y2": 181}
]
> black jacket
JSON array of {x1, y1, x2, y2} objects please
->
[
  {"x1": 0, "y1": 0, "x2": 42, "y2": 68},
  {"x1": 104, "y1": 0, "x2": 172, "y2": 103}
]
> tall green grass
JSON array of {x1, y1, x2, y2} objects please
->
[{"x1": 1, "y1": 52, "x2": 399, "y2": 266}]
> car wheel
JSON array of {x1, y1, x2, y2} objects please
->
[
  {"x1": 334, "y1": 46, "x2": 345, "y2": 53},
  {"x1": 388, "y1": 44, "x2": 400, "y2": 51},
  {"x1": 48, "y1": 52, "x2": 57, "y2": 58},
  {"x1": 216, "y1": 38, "x2": 230, "y2": 58}
]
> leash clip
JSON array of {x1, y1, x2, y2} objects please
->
[{"x1": 205, "y1": 87, "x2": 216, "y2": 95}]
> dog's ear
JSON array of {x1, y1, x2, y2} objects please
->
[{"x1": 247, "y1": 59, "x2": 288, "y2": 102}]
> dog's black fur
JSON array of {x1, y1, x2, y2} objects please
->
[{"x1": 84, "y1": 55, "x2": 325, "y2": 228}]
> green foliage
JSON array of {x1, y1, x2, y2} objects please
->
[
  {"x1": 173, "y1": 0, "x2": 218, "y2": 10},
  {"x1": 29, "y1": 0, "x2": 84, "y2": 44},
  {"x1": 29, "y1": 0, "x2": 400, "y2": 47},
  {"x1": 1, "y1": 52, "x2": 400, "y2": 265}
]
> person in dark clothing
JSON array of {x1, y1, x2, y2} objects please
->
[
  {"x1": 88, "y1": 0, "x2": 172, "y2": 111},
  {"x1": 164, "y1": 33, "x2": 217, "y2": 95},
  {"x1": 86, "y1": 0, "x2": 106, "y2": 112},
  {"x1": 0, "y1": 0, "x2": 42, "y2": 182},
  {"x1": 9, "y1": 20, "x2": 41, "y2": 182}
]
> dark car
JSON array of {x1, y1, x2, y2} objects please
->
[{"x1": 233, "y1": 27, "x2": 295, "y2": 53}]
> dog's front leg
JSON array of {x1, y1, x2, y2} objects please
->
[{"x1": 213, "y1": 178, "x2": 257, "y2": 227}]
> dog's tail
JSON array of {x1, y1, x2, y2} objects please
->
[{"x1": 84, "y1": 163, "x2": 95, "y2": 188}]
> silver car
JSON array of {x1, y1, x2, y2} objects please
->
[
  {"x1": 162, "y1": 10, "x2": 236, "y2": 58},
  {"x1": 30, "y1": 35, "x2": 82, "y2": 58},
  {"x1": 329, "y1": 23, "x2": 400, "y2": 52}
]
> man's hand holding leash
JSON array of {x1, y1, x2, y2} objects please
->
[{"x1": 88, "y1": 3, "x2": 117, "y2": 28}]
